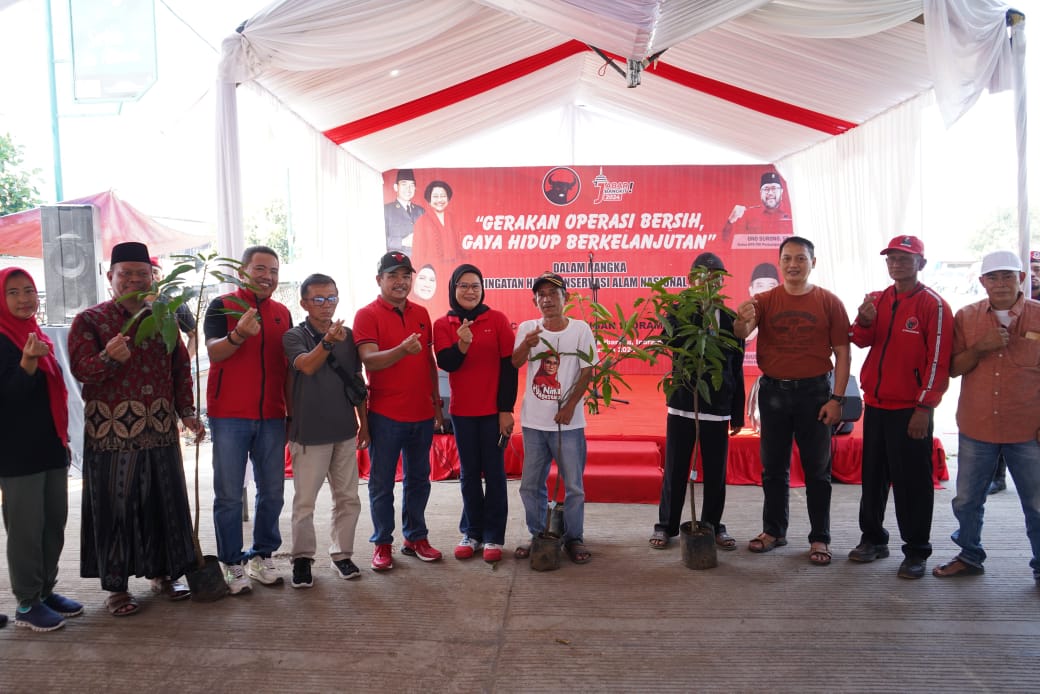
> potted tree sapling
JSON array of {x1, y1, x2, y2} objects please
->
[{"x1": 565, "y1": 270, "x2": 737, "y2": 570}]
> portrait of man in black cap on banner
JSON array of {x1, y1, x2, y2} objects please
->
[
  {"x1": 722, "y1": 171, "x2": 793, "y2": 242},
  {"x1": 384, "y1": 168, "x2": 426, "y2": 253}
]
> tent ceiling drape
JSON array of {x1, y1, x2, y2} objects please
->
[{"x1": 212, "y1": 0, "x2": 1021, "y2": 308}]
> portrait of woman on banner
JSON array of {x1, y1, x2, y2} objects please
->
[{"x1": 411, "y1": 180, "x2": 461, "y2": 270}]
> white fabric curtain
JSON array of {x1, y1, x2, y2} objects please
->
[
  {"x1": 776, "y1": 92, "x2": 928, "y2": 311},
  {"x1": 924, "y1": 0, "x2": 1014, "y2": 127}
]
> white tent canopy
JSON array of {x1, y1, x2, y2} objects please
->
[{"x1": 215, "y1": 0, "x2": 1023, "y2": 312}]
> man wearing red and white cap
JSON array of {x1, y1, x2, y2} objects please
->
[{"x1": 847, "y1": 235, "x2": 953, "y2": 579}]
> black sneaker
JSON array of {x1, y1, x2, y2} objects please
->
[
  {"x1": 898, "y1": 557, "x2": 926, "y2": 580},
  {"x1": 291, "y1": 558, "x2": 313, "y2": 589},
  {"x1": 332, "y1": 558, "x2": 361, "y2": 580},
  {"x1": 848, "y1": 542, "x2": 890, "y2": 563}
]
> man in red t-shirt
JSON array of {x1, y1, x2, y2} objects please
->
[
  {"x1": 735, "y1": 236, "x2": 851, "y2": 567},
  {"x1": 354, "y1": 252, "x2": 444, "y2": 571}
]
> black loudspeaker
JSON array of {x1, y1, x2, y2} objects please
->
[{"x1": 41, "y1": 205, "x2": 104, "y2": 325}]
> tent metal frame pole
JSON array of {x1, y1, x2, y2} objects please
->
[{"x1": 45, "y1": 0, "x2": 64, "y2": 202}]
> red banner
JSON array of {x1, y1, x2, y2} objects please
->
[{"x1": 382, "y1": 165, "x2": 793, "y2": 374}]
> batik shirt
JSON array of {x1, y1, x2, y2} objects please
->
[{"x1": 69, "y1": 300, "x2": 194, "y2": 452}]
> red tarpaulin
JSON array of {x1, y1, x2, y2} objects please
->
[{"x1": 0, "y1": 190, "x2": 210, "y2": 258}]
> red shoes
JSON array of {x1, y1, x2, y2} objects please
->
[
  {"x1": 402, "y1": 538, "x2": 443, "y2": 562},
  {"x1": 371, "y1": 544, "x2": 393, "y2": 571}
]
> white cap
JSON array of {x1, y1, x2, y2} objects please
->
[{"x1": 980, "y1": 250, "x2": 1023, "y2": 275}]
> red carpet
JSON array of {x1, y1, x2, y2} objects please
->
[{"x1": 299, "y1": 375, "x2": 949, "y2": 504}]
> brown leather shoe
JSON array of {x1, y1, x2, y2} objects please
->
[{"x1": 932, "y1": 557, "x2": 985, "y2": 578}]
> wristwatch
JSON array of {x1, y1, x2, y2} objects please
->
[
  {"x1": 321, "y1": 339, "x2": 334, "y2": 351},
  {"x1": 829, "y1": 393, "x2": 845, "y2": 405}
]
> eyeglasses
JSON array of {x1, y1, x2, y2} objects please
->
[
  {"x1": 307, "y1": 295, "x2": 339, "y2": 306},
  {"x1": 456, "y1": 283, "x2": 482, "y2": 291}
]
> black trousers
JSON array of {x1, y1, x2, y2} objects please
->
[
  {"x1": 758, "y1": 375, "x2": 833, "y2": 544},
  {"x1": 858, "y1": 405, "x2": 934, "y2": 559},
  {"x1": 656, "y1": 415, "x2": 729, "y2": 537}
]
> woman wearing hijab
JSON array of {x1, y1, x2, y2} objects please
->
[
  {"x1": 433, "y1": 265, "x2": 518, "y2": 563},
  {"x1": 0, "y1": 267, "x2": 82, "y2": 632}
]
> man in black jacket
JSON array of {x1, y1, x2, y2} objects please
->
[{"x1": 649, "y1": 252, "x2": 745, "y2": 550}]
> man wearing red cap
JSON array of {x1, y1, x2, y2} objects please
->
[{"x1": 847, "y1": 235, "x2": 953, "y2": 579}]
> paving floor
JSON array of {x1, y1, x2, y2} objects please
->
[{"x1": 1, "y1": 439, "x2": 1038, "y2": 693}]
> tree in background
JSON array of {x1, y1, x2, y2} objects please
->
[
  {"x1": 0, "y1": 132, "x2": 42, "y2": 216},
  {"x1": 967, "y1": 207, "x2": 1040, "y2": 257},
  {"x1": 245, "y1": 197, "x2": 292, "y2": 262}
]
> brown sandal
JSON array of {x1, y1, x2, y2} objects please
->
[
  {"x1": 565, "y1": 541, "x2": 591, "y2": 564},
  {"x1": 809, "y1": 542, "x2": 832, "y2": 566},
  {"x1": 105, "y1": 592, "x2": 140, "y2": 617},
  {"x1": 748, "y1": 533, "x2": 787, "y2": 553},
  {"x1": 715, "y1": 532, "x2": 737, "y2": 551}
]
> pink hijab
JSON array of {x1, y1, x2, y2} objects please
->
[{"x1": 0, "y1": 267, "x2": 69, "y2": 446}]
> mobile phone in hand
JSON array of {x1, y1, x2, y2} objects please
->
[{"x1": 497, "y1": 433, "x2": 510, "y2": 449}]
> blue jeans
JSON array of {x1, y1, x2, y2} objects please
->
[
  {"x1": 452, "y1": 414, "x2": 508, "y2": 546},
  {"x1": 758, "y1": 375, "x2": 833, "y2": 544},
  {"x1": 520, "y1": 427, "x2": 586, "y2": 544},
  {"x1": 367, "y1": 412, "x2": 433, "y2": 545},
  {"x1": 952, "y1": 434, "x2": 1040, "y2": 574},
  {"x1": 210, "y1": 417, "x2": 286, "y2": 565}
]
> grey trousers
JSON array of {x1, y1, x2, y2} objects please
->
[{"x1": 0, "y1": 467, "x2": 68, "y2": 607}]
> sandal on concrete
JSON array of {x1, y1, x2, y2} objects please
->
[
  {"x1": 151, "y1": 577, "x2": 191, "y2": 601},
  {"x1": 105, "y1": 592, "x2": 140, "y2": 617},
  {"x1": 565, "y1": 541, "x2": 592, "y2": 564},
  {"x1": 715, "y1": 532, "x2": 737, "y2": 551},
  {"x1": 809, "y1": 542, "x2": 832, "y2": 566},
  {"x1": 514, "y1": 541, "x2": 532, "y2": 560},
  {"x1": 649, "y1": 529, "x2": 670, "y2": 549},
  {"x1": 748, "y1": 533, "x2": 787, "y2": 553}
]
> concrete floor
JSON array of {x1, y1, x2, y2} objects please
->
[{"x1": 1, "y1": 441, "x2": 1038, "y2": 693}]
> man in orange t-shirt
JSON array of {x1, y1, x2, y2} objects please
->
[{"x1": 734, "y1": 236, "x2": 851, "y2": 567}]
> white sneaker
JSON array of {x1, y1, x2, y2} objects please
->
[
  {"x1": 223, "y1": 562, "x2": 252, "y2": 595},
  {"x1": 246, "y1": 556, "x2": 285, "y2": 586}
]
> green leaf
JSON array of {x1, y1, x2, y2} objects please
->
[{"x1": 161, "y1": 319, "x2": 180, "y2": 353}]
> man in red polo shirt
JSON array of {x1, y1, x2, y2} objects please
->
[{"x1": 354, "y1": 252, "x2": 444, "y2": 571}]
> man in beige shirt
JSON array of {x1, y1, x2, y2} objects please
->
[{"x1": 934, "y1": 250, "x2": 1040, "y2": 584}]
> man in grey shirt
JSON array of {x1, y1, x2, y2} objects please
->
[{"x1": 283, "y1": 273, "x2": 369, "y2": 587}]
